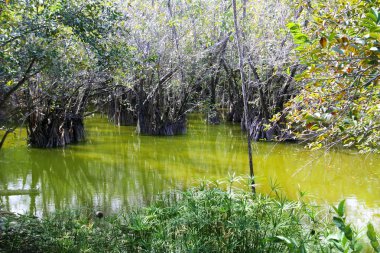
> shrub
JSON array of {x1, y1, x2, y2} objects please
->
[{"x1": 0, "y1": 180, "x2": 377, "y2": 252}]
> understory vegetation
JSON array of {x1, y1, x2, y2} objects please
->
[{"x1": 0, "y1": 181, "x2": 379, "y2": 253}]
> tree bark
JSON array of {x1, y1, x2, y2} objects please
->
[{"x1": 232, "y1": 0, "x2": 255, "y2": 194}]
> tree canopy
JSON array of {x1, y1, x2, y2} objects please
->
[
  {"x1": 282, "y1": 0, "x2": 380, "y2": 153},
  {"x1": 0, "y1": 0, "x2": 379, "y2": 153}
]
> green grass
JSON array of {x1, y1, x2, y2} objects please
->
[{"x1": 0, "y1": 179, "x2": 378, "y2": 252}]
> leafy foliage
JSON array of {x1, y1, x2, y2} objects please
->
[
  {"x1": 329, "y1": 200, "x2": 380, "y2": 253},
  {"x1": 0, "y1": 0, "x2": 129, "y2": 147},
  {"x1": 0, "y1": 182, "x2": 335, "y2": 253},
  {"x1": 284, "y1": 0, "x2": 380, "y2": 153},
  {"x1": 2, "y1": 184, "x2": 379, "y2": 252},
  {"x1": 0, "y1": 0, "x2": 122, "y2": 86}
]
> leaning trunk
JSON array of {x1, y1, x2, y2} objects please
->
[{"x1": 0, "y1": 128, "x2": 13, "y2": 150}]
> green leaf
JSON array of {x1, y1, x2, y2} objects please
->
[
  {"x1": 298, "y1": 242, "x2": 307, "y2": 253},
  {"x1": 352, "y1": 243, "x2": 363, "y2": 253},
  {"x1": 305, "y1": 115, "x2": 318, "y2": 123},
  {"x1": 367, "y1": 223, "x2": 380, "y2": 252},
  {"x1": 337, "y1": 200, "x2": 345, "y2": 217},
  {"x1": 287, "y1": 22, "x2": 300, "y2": 32},
  {"x1": 328, "y1": 32, "x2": 336, "y2": 42},
  {"x1": 333, "y1": 216, "x2": 345, "y2": 231},
  {"x1": 344, "y1": 225, "x2": 353, "y2": 241},
  {"x1": 369, "y1": 7, "x2": 380, "y2": 24},
  {"x1": 367, "y1": 12, "x2": 378, "y2": 24},
  {"x1": 273, "y1": 235, "x2": 292, "y2": 245},
  {"x1": 332, "y1": 201, "x2": 345, "y2": 217},
  {"x1": 332, "y1": 241, "x2": 345, "y2": 252},
  {"x1": 49, "y1": 2, "x2": 62, "y2": 12}
]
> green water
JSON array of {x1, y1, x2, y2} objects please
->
[{"x1": 0, "y1": 114, "x2": 379, "y2": 229}]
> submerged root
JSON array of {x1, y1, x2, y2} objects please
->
[
  {"x1": 137, "y1": 115, "x2": 187, "y2": 136},
  {"x1": 28, "y1": 113, "x2": 85, "y2": 148}
]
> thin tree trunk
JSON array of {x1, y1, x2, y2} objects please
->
[
  {"x1": 232, "y1": 0, "x2": 255, "y2": 194},
  {"x1": 0, "y1": 128, "x2": 14, "y2": 150},
  {"x1": 167, "y1": 0, "x2": 184, "y2": 83}
]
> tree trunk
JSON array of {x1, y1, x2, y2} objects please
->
[
  {"x1": 26, "y1": 81, "x2": 87, "y2": 148},
  {"x1": 27, "y1": 111, "x2": 85, "y2": 148},
  {"x1": 232, "y1": 0, "x2": 255, "y2": 194},
  {"x1": 207, "y1": 65, "x2": 221, "y2": 124},
  {"x1": 108, "y1": 88, "x2": 137, "y2": 126},
  {"x1": 0, "y1": 128, "x2": 13, "y2": 150}
]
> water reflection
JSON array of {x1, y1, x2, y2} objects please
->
[{"x1": 0, "y1": 114, "x2": 379, "y2": 229}]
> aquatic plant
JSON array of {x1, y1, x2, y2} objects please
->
[{"x1": 0, "y1": 181, "x2": 378, "y2": 252}]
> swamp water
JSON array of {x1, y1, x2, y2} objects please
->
[{"x1": 0, "y1": 114, "x2": 379, "y2": 229}]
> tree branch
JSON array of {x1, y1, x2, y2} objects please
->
[
  {"x1": 143, "y1": 67, "x2": 178, "y2": 106},
  {"x1": 0, "y1": 58, "x2": 36, "y2": 107},
  {"x1": 0, "y1": 128, "x2": 15, "y2": 150}
]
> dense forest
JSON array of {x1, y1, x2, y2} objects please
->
[
  {"x1": 0, "y1": 0, "x2": 380, "y2": 252},
  {"x1": 1, "y1": 0, "x2": 378, "y2": 153}
]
